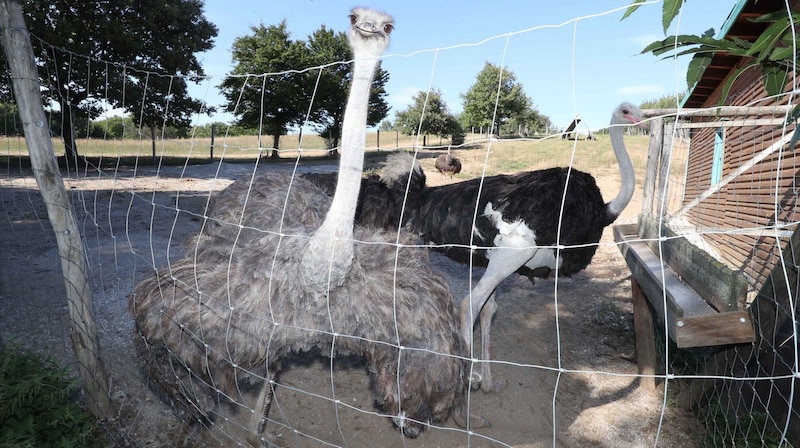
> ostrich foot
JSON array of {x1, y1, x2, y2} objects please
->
[
  {"x1": 469, "y1": 372, "x2": 508, "y2": 393},
  {"x1": 480, "y1": 377, "x2": 508, "y2": 394},
  {"x1": 452, "y1": 408, "x2": 491, "y2": 430}
]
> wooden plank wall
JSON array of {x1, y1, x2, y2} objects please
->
[{"x1": 681, "y1": 60, "x2": 799, "y2": 301}]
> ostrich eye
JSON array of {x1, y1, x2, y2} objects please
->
[
  {"x1": 383, "y1": 23, "x2": 394, "y2": 34},
  {"x1": 349, "y1": 14, "x2": 357, "y2": 26},
  {"x1": 622, "y1": 108, "x2": 630, "y2": 115}
]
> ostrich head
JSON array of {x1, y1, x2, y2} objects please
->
[
  {"x1": 612, "y1": 102, "x2": 645, "y2": 128},
  {"x1": 605, "y1": 101, "x2": 646, "y2": 221},
  {"x1": 348, "y1": 7, "x2": 394, "y2": 56}
]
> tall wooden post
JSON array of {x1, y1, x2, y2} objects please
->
[
  {"x1": 210, "y1": 123, "x2": 216, "y2": 160},
  {"x1": 0, "y1": 0, "x2": 111, "y2": 419}
]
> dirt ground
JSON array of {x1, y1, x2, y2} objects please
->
[{"x1": 0, "y1": 152, "x2": 699, "y2": 447}]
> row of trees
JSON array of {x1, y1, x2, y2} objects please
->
[
  {"x1": 389, "y1": 63, "x2": 553, "y2": 143},
  {"x1": 1, "y1": 0, "x2": 549, "y2": 161}
]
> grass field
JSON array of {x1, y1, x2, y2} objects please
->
[{"x1": 0, "y1": 131, "x2": 651, "y2": 183}]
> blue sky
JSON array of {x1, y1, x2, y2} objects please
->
[{"x1": 190, "y1": 0, "x2": 735, "y2": 132}]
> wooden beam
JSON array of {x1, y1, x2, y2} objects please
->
[
  {"x1": 613, "y1": 223, "x2": 756, "y2": 348},
  {"x1": 643, "y1": 105, "x2": 795, "y2": 118},
  {"x1": 675, "y1": 118, "x2": 786, "y2": 129},
  {"x1": 642, "y1": 117, "x2": 663, "y2": 218},
  {"x1": 632, "y1": 279, "x2": 657, "y2": 390}
]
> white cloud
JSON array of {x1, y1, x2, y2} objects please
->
[{"x1": 616, "y1": 84, "x2": 663, "y2": 95}]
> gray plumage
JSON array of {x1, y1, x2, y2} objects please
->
[
  {"x1": 131, "y1": 172, "x2": 472, "y2": 440},
  {"x1": 129, "y1": 7, "x2": 486, "y2": 444}
]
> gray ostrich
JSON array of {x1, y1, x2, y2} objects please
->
[{"x1": 129, "y1": 8, "x2": 487, "y2": 446}]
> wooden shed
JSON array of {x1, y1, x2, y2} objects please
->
[{"x1": 614, "y1": 0, "x2": 800, "y2": 442}]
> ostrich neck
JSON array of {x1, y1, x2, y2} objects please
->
[
  {"x1": 320, "y1": 56, "x2": 376, "y2": 236},
  {"x1": 606, "y1": 125, "x2": 635, "y2": 220},
  {"x1": 303, "y1": 55, "x2": 378, "y2": 283}
]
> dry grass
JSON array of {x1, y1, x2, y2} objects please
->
[
  {"x1": 418, "y1": 133, "x2": 650, "y2": 187},
  {"x1": 0, "y1": 132, "x2": 650, "y2": 185}
]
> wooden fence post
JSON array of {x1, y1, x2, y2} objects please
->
[
  {"x1": 642, "y1": 117, "x2": 663, "y2": 219},
  {"x1": 0, "y1": 0, "x2": 111, "y2": 419}
]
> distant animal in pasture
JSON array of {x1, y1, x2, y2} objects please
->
[{"x1": 434, "y1": 151, "x2": 462, "y2": 180}]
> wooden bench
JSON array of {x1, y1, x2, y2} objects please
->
[{"x1": 613, "y1": 221, "x2": 755, "y2": 389}]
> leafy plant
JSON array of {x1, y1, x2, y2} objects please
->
[
  {"x1": 0, "y1": 344, "x2": 96, "y2": 447},
  {"x1": 622, "y1": 0, "x2": 800, "y2": 105}
]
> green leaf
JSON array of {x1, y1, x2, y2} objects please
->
[
  {"x1": 686, "y1": 54, "x2": 712, "y2": 88},
  {"x1": 620, "y1": 0, "x2": 646, "y2": 21},
  {"x1": 662, "y1": 0, "x2": 685, "y2": 33},
  {"x1": 746, "y1": 18, "x2": 793, "y2": 59},
  {"x1": 717, "y1": 63, "x2": 758, "y2": 106},
  {"x1": 768, "y1": 45, "x2": 795, "y2": 62},
  {"x1": 761, "y1": 64, "x2": 789, "y2": 97}
]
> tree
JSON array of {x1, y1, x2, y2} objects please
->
[
  {"x1": 305, "y1": 26, "x2": 390, "y2": 154},
  {"x1": 394, "y1": 88, "x2": 463, "y2": 143},
  {"x1": 460, "y1": 62, "x2": 531, "y2": 136},
  {"x1": 219, "y1": 21, "x2": 313, "y2": 159},
  {"x1": 639, "y1": 92, "x2": 687, "y2": 110},
  {"x1": 19, "y1": 0, "x2": 217, "y2": 166}
]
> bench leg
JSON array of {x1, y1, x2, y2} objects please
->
[{"x1": 632, "y1": 279, "x2": 657, "y2": 390}]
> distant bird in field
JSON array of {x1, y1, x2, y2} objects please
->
[{"x1": 435, "y1": 149, "x2": 462, "y2": 180}]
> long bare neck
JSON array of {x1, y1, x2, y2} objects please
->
[
  {"x1": 302, "y1": 55, "x2": 379, "y2": 285},
  {"x1": 318, "y1": 56, "x2": 376, "y2": 238},
  {"x1": 605, "y1": 124, "x2": 635, "y2": 221}
]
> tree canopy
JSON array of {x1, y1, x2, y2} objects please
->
[
  {"x1": 19, "y1": 0, "x2": 217, "y2": 164},
  {"x1": 460, "y1": 62, "x2": 533, "y2": 135},
  {"x1": 219, "y1": 22, "x2": 390, "y2": 157},
  {"x1": 305, "y1": 26, "x2": 389, "y2": 153},
  {"x1": 393, "y1": 88, "x2": 463, "y2": 143}
]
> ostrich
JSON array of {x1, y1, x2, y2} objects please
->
[
  {"x1": 303, "y1": 103, "x2": 644, "y2": 393},
  {"x1": 410, "y1": 102, "x2": 646, "y2": 392},
  {"x1": 302, "y1": 151, "x2": 426, "y2": 230},
  {"x1": 434, "y1": 149, "x2": 462, "y2": 180},
  {"x1": 129, "y1": 8, "x2": 487, "y2": 446}
]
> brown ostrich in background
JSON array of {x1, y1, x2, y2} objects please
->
[
  {"x1": 434, "y1": 149, "x2": 462, "y2": 180},
  {"x1": 129, "y1": 7, "x2": 487, "y2": 446}
]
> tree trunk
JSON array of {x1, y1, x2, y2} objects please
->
[
  {"x1": 60, "y1": 99, "x2": 79, "y2": 168},
  {"x1": 149, "y1": 124, "x2": 156, "y2": 161},
  {"x1": 270, "y1": 133, "x2": 280, "y2": 159},
  {"x1": 0, "y1": 0, "x2": 111, "y2": 420}
]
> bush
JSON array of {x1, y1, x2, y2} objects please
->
[{"x1": 0, "y1": 344, "x2": 96, "y2": 448}]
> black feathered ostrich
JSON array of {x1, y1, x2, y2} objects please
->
[
  {"x1": 434, "y1": 149, "x2": 462, "y2": 180},
  {"x1": 411, "y1": 102, "x2": 645, "y2": 392},
  {"x1": 307, "y1": 103, "x2": 645, "y2": 392},
  {"x1": 130, "y1": 8, "x2": 487, "y2": 446}
]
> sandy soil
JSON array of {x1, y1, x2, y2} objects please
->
[{"x1": 0, "y1": 153, "x2": 699, "y2": 447}]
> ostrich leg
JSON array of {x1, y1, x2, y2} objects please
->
[
  {"x1": 461, "y1": 246, "x2": 539, "y2": 393},
  {"x1": 249, "y1": 371, "x2": 277, "y2": 448}
]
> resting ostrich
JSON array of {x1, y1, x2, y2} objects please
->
[
  {"x1": 409, "y1": 102, "x2": 645, "y2": 392},
  {"x1": 435, "y1": 150, "x2": 462, "y2": 179},
  {"x1": 129, "y1": 8, "x2": 487, "y2": 446}
]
